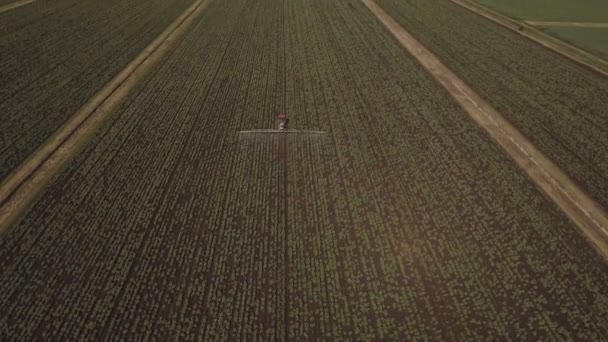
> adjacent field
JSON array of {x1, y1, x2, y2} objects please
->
[
  {"x1": 540, "y1": 26, "x2": 608, "y2": 59},
  {"x1": 1, "y1": 0, "x2": 608, "y2": 339},
  {"x1": 470, "y1": 0, "x2": 608, "y2": 59},
  {"x1": 472, "y1": 0, "x2": 608, "y2": 22},
  {"x1": 0, "y1": 0, "x2": 192, "y2": 181},
  {"x1": 378, "y1": 0, "x2": 608, "y2": 209}
]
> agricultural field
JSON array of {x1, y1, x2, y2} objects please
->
[
  {"x1": 378, "y1": 0, "x2": 608, "y2": 209},
  {"x1": 472, "y1": 0, "x2": 608, "y2": 22},
  {"x1": 0, "y1": 0, "x2": 192, "y2": 181},
  {"x1": 534, "y1": 26, "x2": 608, "y2": 59},
  {"x1": 470, "y1": 0, "x2": 608, "y2": 59},
  {"x1": 1, "y1": 0, "x2": 608, "y2": 339}
]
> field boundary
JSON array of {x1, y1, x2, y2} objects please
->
[
  {"x1": 526, "y1": 21, "x2": 608, "y2": 28},
  {"x1": 0, "y1": 0, "x2": 211, "y2": 234},
  {"x1": 449, "y1": 0, "x2": 608, "y2": 77},
  {"x1": 0, "y1": 0, "x2": 35, "y2": 14},
  {"x1": 363, "y1": 0, "x2": 608, "y2": 260}
]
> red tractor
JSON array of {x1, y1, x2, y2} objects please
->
[{"x1": 278, "y1": 113, "x2": 288, "y2": 130}]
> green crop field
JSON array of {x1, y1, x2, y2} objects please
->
[
  {"x1": 472, "y1": 0, "x2": 608, "y2": 22},
  {"x1": 0, "y1": 0, "x2": 192, "y2": 181},
  {"x1": 470, "y1": 0, "x2": 608, "y2": 59},
  {"x1": 542, "y1": 26, "x2": 608, "y2": 59},
  {"x1": 1, "y1": 0, "x2": 608, "y2": 340}
]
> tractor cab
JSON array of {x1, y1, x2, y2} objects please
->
[{"x1": 278, "y1": 113, "x2": 288, "y2": 130}]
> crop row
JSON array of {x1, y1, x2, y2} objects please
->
[
  {"x1": 283, "y1": 0, "x2": 608, "y2": 339},
  {"x1": 0, "y1": 0, "x2": 304, "y2": 339},
  {"x1": 0, "y1": 0, "x2": 193, "y2": 180},
  {"x1": 0, "y1": 0, "x2": 250, "y2": 339},
  {"x1": 1, "y1": 0, "x2": 608, "y2": 340},
  {"x1": 288, "y1": 0, "x2": 608, "y2": 338},
  {"x1": 377, "y1": 0, "x2": 608, "y2": 208}
]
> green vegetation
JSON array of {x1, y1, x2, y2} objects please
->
[
  {"x1": 0, "y1": 0, "x2": 192, "y2": 181},
  {"x1": 470, "y1": 0, "x2": 608, "y2": 60},
  {"x1": 541, "y1": 26, "x2": 608, "y2": 59},
  {"x1": 472, "y1": 0, "x2": 608, "y2": 22},
  {"x1": 379, "y1": 0, "x2": 608, "y2": 208},
  {"x1": 1, "y1": 0, "x2": 608, "y2": 339}
]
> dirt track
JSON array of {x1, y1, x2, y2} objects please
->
[
  {"x1": 363, "y1": 0, "x2": 608, "y2": 259},
  {"x1": 0, "y1": 0, "x2": 211, "y2": 234}
]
